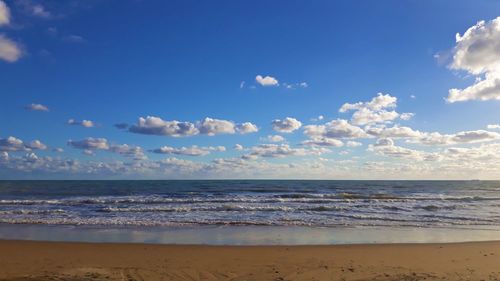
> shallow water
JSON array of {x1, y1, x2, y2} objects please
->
[{"x1": 0, "y1": 180, "x2": 500, "y2": 228}]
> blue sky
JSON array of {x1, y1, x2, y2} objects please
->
[{"x1": 1, "y1": 0, "x2": 500, "y2": 179}]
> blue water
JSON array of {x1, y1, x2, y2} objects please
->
[{"x1": 1, "y1": 180, "x2": 500, "y2": 229}]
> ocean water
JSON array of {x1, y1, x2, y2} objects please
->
[{"x1": 1, "y1": 180, "x2": 500, "y2": 229}]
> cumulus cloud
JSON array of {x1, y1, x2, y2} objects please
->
[
  {"x1": 487, "y1": 124, "x2": 500, "y2": 129},
  {"x1": 151, "y1": 145, "x2": 225, "y2": 157},
  {"x1": 0, "y1": 136, "x2": 26, "y2": 152},
  {"x1": 0, "y1": 136, "x2": 47, "y2": 152},
  {"x1": 234, "y1": 144, "x2": 244, "y2": 151},
  {"x1": 339, "y1": 93, "x2": 407, "y2": 125},
  {"x1": 67, "y1": 138, "x2": 109, "y2": 151},
  {"x1": 408, "y1": 130, "x2": 500, "y2": 145},
  {"x1": 255, "y1": 75, "x2": 279, "y2": 86},
  {"x1": 366, "y1": 125, "x2": 422, "y2": 138},
  {"x1": 236, "y1": 122, "x2": 259, "y2": 134},
  {"x1": 0, "y1": 0, "x2": 10, "y2": 26},
  {"x1": 108, "y1": 144, "x2": 146, "y2": 160},
  {"x1": 301, "y1": 137, "x2": 343, "y2": 147},
  {"x1": 198, "y1": 118, "x2": 235, "y2": 135},
  {"x1": 129, "y1": 116, "x2": 257, "y2": 137},
  {"x1": 27, "y1": 140, "x2": 47, "y2": 150},
  {"x1": 447, "y1": 17, "x2": 500, "y2": 102},
  {"x1": 67, "y1": 138, "x2": 146, "y2": 159},
  {"x1": 261, "y1": 135, "x2": 285, "y2": 143},
  {"x1": 129, "y1": 116, "x2": 199, "y2": 137},
  {"x1": 25, "y1": 103, "x2": 49, "y2": 112},
  {"x1": 304, "y1": 119, "x2": 368, "y2": 139},
  {"x1": 244, "y1": 144, "x2": 330, "y2": 159},
  {"x1": 368, "y1": 138, "x2": 438, "y2": 161},
  {"x1": 0, "y1": 34, "x2": 22, "y2": 62},
  {"x1": 271, "y1": 117, "x2": 302, "y2": 133},
  {"x1": 67, "y1": 119, "x2": 95, "y2": 128}
]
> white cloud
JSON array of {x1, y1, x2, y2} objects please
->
[
  {"x1": 197, "y1": 118, "x2": 236, "y2": 135},
  {"x1": 368, "y1": 138, "x2": 438, "y2": 161},
  {"x1": 245, "y1": 144, "x2": 330, "y2": 159},
  {"x1": 129, "y1": 116, "x2": 257, "y2": 137},
  {"x1": 310, "y1": 115, "x2": 324, "y2": 122},
  {"x1": 67, "y1": 119, "x2": 95, "y2": 128},
  {"x1": 0, "y1": 136, "x2": 26, "y2": 152},
  {"x1": 0, "y1": 0, "x2": 10, "y2": 26},
  {"x1": 25, "y1": 103, "x2": 49, "y2": 112},
  {"x1": 409, "y1": 130, "x2": 500, "y2": 145},
  {"x1": 346, "y1": 141, "x2": 362, "y2": 147},
  {"x1": 236, "y1": 122, "x2": 259, "y2": 134},
  {"x1": 108, "y1": 144, "x2": 146, "y2": 160},
  {"x1": 27, "y1": 140, "x2": 47, "y2": 150},
  {"x1": 400, "y1": 113, "x2": 415, "y2": 120},
  {"x1": 366, "y1": 125, "x2": 422, "y2": 138},
  {"x1": 151, "y1": 145, "x2": 225, "y2": 157},
  {"x1": 234, "y1": 144, "x2": 244, "y2": 151},
  {"x1": 447, "y1": 17, "x2": 500, "y2": 102},
  {"x1": 0, "y1": 136, "x2": 46, "y2": 152},
  {"x1": 271, "y1": 117, "x2": 302, "y2": 133},
  {"x1": 67, "y1": 138, "x2": 109, "y2": 151},
  {"x1": 255, "y1": 75, "x2": 278, "y2": 86},
  {"x1": 304, "y1": 119, "x2": 368, "y2": 139},
  {"x1": 261, "y1": 135, "x2": 285, "y2": 143},
  {"x1": 488, "y1": 124, "x2": 500, "y2": 129},
  {"x1": 301, "y1": 137, "x2": 343, "y2": 147},
  {"x1": 339, "y1": 93, "x2": 410, "y2": 125},
  {"x1": 129, "y1": 116, "x2": 199, "y2": 137},
  {"x1": 0, "y1": 34, "x2": 22, "y2": 62}
]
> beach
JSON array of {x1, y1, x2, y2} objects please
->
[{"x1": 0, "y1": 240, "x2": 500, "y2": 281}]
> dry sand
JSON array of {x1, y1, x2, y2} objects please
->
[{"x1": 1, "y1": 240, "x2": 500, "y2": 280}]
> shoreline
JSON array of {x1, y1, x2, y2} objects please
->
[
  {"x1": 1, "y1": 239, "x2": 500, "y2": 280},
  {"x1": 1, "y1": 223, "x2": 500, "y2": 245}
]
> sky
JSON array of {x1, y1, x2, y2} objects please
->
[{"x1": 0, "y1": 0, "x2": 500, "y2": 180}]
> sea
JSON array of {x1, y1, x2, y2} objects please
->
[{"x1": 1, "y1": 180, "x2": 500, "y2": 244}]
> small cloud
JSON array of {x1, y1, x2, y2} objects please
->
[
  {"x1": 240, "y1": 81, "x2": 245, "y2": 89},
  {"x1": 487, "y1": 124, "x2": 500, "y2": 130},
  {"x1": 32, "y1": 4, "x2": 51, "y2": 18},
  {"x1": 255, "y1": 75, "x2": 279, "y2": 86},
  {"x1": 261, "y1": 135, "x2": 285, "y2": 143},
  {"x1": 0, "y1": 34, "x2": 22, "y2": 62},
  {"x1": 271, "y1": 117, "x2": 302, "y2": 133},
  {"x1": 52, "y1": 147, "x2": 64, "y2": 153},
  {"x1": 114, "y1": 123, "x2": 129, "y2": 130},
  {"x1": 46, "y1": 27, "x2": 58, "y2": 36},
  {"x1": 64, "y1": 35, "x2": 85, "y2": 43},
  {"x1": 25, "y1": 103, "x2": 49, "y2": 112},
  {"x1": 0, "y1": 0, "x2": 11, "y2": 26},
  {"x1": 67, "y1": 119, "x2": 95, "y2": 128},
  {"x1": 234, "y1": 144, "x2": 244, "y2": 151},
  {"x1": 17, "y1": 0, "x2": 51, "y2": 19},
  {"x1": 400, "y1": 113, "x2": 415, "y2": 121},
  {"x1": 410, "y1": 94, "x2": 416, "y2": 99},
  {"x1": 283, "y1": 82, "x2": 308, "y2": 89},
  {"x1": 310, "y1": 115, "x2": 324, "y2": 122}
]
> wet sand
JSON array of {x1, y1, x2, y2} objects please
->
[{"x1": 1, "y1": 240, "x2": 500, "y2": 280}]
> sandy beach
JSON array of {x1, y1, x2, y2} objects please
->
[{"x1": 0, "y1": 240, "x2": 499, "y2": 281}]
